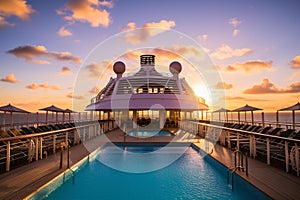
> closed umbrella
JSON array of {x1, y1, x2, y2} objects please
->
[
  {"x1": 232, "y1": 104, "x2": 262, "y2": 125},
  {"x1": 0, "y1": 103, "x2": 30, "y2": 129},
  {"x1": 278, "y1": 102, "x2": 300, "y2": 129}
]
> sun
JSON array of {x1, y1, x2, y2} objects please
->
[{"x1": 193, "y1": 85, "x2": 211, "y2": 104}]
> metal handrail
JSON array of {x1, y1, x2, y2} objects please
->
[
  {"x1": 192, "y1": 121, "x2": 300, "y2": 144},
  {"x1": 0, "y1": 123, "x2": 100, "y2": 143},
  {"x1": 187, "y1": 120, "x2": 300, "y2": 175},
  {"x1": 0, "y1": 121, "x2": 113, "y2": 172}
]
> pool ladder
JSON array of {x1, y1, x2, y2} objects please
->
[{"x1": 227, "y1": 150, "x2": 248, "y2": 191}]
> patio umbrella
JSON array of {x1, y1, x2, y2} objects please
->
[
  {"x1": 39, "y1": 105, "x2": 65, "y2": 124},
  {"x1": 0, "y1": 103, "x2": 30, "y2": 129},
  {"x1": 64, "y1": 109, "x2": 77, "y2": 122},
  {"x1": 278, "y1": 102, "x2": 300, "y2": 129},
  {"x1": 212, "y1": 108, "x2": 231, "y2": 121},
  {"x1": 232, "y1": 104, "x2": 262, "y2": 125}
]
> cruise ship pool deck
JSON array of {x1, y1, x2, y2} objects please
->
[{"x1": 0, "y1": 129, "x2": 299, "y2": 200}]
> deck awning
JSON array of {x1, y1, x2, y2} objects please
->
[{"x1": 86, "y1": 94, "x2": 208, "y2": 111}]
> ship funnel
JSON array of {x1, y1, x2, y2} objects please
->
[{"x1": 140, "y1": 55, "x2": 155, "y2": 66}]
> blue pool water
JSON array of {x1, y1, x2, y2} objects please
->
[
  {"x1": 40, "y1": 145, "x2": 270, "y2": 200},
  {"x1": 127, "y1": 130, "x2": 174, "y2": 137}
]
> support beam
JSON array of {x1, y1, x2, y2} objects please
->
[{"x1": 6, "y1": 141, "x2": 10, "y2": 172}]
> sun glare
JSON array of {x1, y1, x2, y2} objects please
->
[{"x1": 194, "y1": 85, "x2": 211, "y2": 103}]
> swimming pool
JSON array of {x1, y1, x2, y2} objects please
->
[
  {"x1": 127, "y1": 129, "x2": 174, "y2": 137},
  {"x1": 30, "y1": 145, "x2": 270, "y2": 200}
]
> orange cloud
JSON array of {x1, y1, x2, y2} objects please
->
[
  {"x1": 220, "y1": 60, "x2": 273, "y2": 73},
  {"x1": 98, "y1": 0, "x2": 114, "y2": 8},
  {"x1": 85, "y1": 61, "x2": 112, "y2": 77},
  {"x1": 215, "y1": 82, "x2": 233, "y2": 89},
  {"x1": 122, "y1": 20, "x2": 176, "y2": 44},
  {"x1": 289, "y1": 55, "x2": 300, "y2": 69},
  {"x1": 121, "y1": 46, "x2": 203, "y2": 63},
  {"x1": 225, "y1": 96, "x2": 270, "y2": 102},
  {"x1": 61, "y1": 0, "x2": 112, "y2": 27},
  {"x1": 57, "y1": 26, "x2": 72, "y2": 37},
  {"x1": 7, "y1": 45, "x2": 81, "y2": 64},
  {"x1": 290, "y1": 71, "x2": 300, "y2": 80},
  {"x1": 0, "y1": 0, "x2": 35, "y2": 27},
  {"x1": 0, "y1": 73, "x2": 20, "y2": 83},
  {"x1": 243, "y1": 78, "x2": 300, "y2": 94},
  {"x1": 0, "y1": 16, "x2": 14, "y2": 29},
  {"x1": 26, "y1": 82, "x2": 61, "y2": 90},
  {"x1": 89, "y1": 86, "x2": 100, "y2": 94},
  {"x1": 59, "y1": 66, "x2": 72, "y2": 75},
  {"x1": 66, "y1": 92, "x2": 84, "y2": 100},
  {"x1": 210, "y1": 44, "x2": 251, "y2": 60}
]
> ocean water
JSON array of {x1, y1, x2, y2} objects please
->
[
  {"x1": 211, "y1": 112, "x2": 300, "y2": 124},
  {"x1": 0, "y1": 112, "x2": 83, "y2": 126},
  {"x1": 0, "y1": 111, "x2": 298, "y2": 128}
]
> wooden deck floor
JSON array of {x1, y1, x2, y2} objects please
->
[{"x1": 0, "y1": 129, "x2": 299, "y2": 200}]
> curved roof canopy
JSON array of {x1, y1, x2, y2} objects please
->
[{"x1": 86, "y1": 55, "x2": 208, "y2": 111}]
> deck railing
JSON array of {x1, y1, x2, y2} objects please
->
[
  {"x1": 180, "y1": 120, "x2": 300, "y2": 176},
  {"x1": 0, "y1": 120, "x2": 117, "y2": 172}
]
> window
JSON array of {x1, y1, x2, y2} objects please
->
[{"x1": 160, "y1": 88, "x2": 164, "y2": 93}]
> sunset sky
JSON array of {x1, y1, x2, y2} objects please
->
[{"x1": 0, "y1": 0, "x2": 299, "y2": 112}]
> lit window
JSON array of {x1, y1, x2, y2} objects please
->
[
  {"x1": 154, "y1": 88, "x2": 158, "y2": 93},
  {"x1": 160, "y1": 88, "x2": 164, "y2": 93},
  {"x1": 138, "y1": 88, "x2": 143, "y2": 93},
  {"x1": 148, "y1": 88, "x2": 153, "y2": 93}
]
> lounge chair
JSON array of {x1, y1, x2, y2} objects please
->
[
  {"x1": 259, "y1": 126, "x2": 273, "y2": 134},
  {"x1": 265, "y1": 127, "x2": 283, "y2": 136},
  {"x1": 29, "y1": 126, "x2": 41, "y2": 133},
  {"x1": 21, "y1": 127, "x2": 34, "y2": 134},
  {"x1": 0, "y1": 130, "x2": 29, "y2": 168},
  {"x1": 8, "y1": 129, "x2": 25, "y2": 137}
]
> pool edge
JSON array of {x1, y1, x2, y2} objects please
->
[{"x1": 25, "y1": 142, "x2": 272, "y2": 200}]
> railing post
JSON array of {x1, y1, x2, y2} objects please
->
[
  {"x1": 67, "y1": 144, "x2": 70, "y2": 168},
  {"x1": 227, "y1": 131, "x2": 231, "y2": 149},
  {"x1": 39, "y1": 137, "x2": 43, "y2": 160},
  {"x1": 249, "y1": 136, "x2": 253, "y2": 157},
  {"x1": 59, "y1": 146, "x2": 63, "y2": 169},
  {"x1": 236, "y1": 133, "x2": 240, "y2": 150},
  {"x1": 266, "y1": 138, "x2": 270, "y2": 165},
  {"x1": 88, "y1": 126, "x2": 91, "y2": 139},
  {"x1": 6, "y1": 141, "x2": 10, "y2": 172},
  {"x1": 253, "y1": 138, "x2": 256, "y2": 158},
  {"x1": 35, "y1": 137, "x2": 39, "y2": 161},
  {"x1": 285, "y1": 141, "x2": 289, "y2": 173},
  {"x1": 53, "y1": 134, "x2": 56, "y2": 154},
  {"x1": 65, "y1": 131, "x2": 68, "y2": 146}
]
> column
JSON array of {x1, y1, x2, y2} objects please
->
[
  {"x1": 159, "y1": 110, "x2": 165, "y2": 129},
  {"x1": 133, "y1": 110, "x2": 137, "y2": 128}
]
